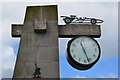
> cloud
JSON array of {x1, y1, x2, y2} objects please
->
[
  {"x1": 98, "y1": 73, "x2": 117, "y2": 78},
  {"x1": 1, "y1": 4, "x2": 19, "y2": 78},
  {"x1": 0, "y1": 4, "x2": 2, "y2": 79},
  {"x1": 73, "y1": 73, "x2": 118, "y2": 79},
  {"x1": 0, "y1": 52, "x2": 1, "y2": 79},
  {"x1": 2, "y1": 46, "x2": 16, "y2": 78},
  {"x1": 73, "y1": 75, "x2": 86, "y2": 78}
]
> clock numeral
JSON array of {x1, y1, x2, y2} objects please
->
[
  {"x1": 73, "y1": 55, "x2": 76, "y2": 58},
  {"x1": 71, "y1": 49, "x2": 74, "y2": 53},
  {"x1": 84, "y1": 60, "x2": 87, "y2": 63},
  {"x1": 88, "y1": 58, "x2": 92, "y2": 62},
  {"x1": 93, "y1": 54, "x2": 96, "y2": 57},
  {"x1": 92, "y1": 43, "x2": 96, "y2": 47},
  {"x1": 72, "y1": 44, "x2": 76, "y2": 47},
  {"x1": 76, "y1": 40, "x2": 79, "y2": 43},
  {"x1": 94, "y1": 48, "x2": 97, "y2": 52},
  {"x1": 81, "y1": 39, "x2": 84, "y2": 42},
  {"x1": 79, "y1": 58, "x2": 81, "y2": 61}
]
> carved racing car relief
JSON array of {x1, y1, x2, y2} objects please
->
[{"x1": 61, "y1": 15, "x2": 103, "y2": 24}]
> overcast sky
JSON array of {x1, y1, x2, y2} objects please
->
[{"x1": 1, "y1": 1, "x2": 119, "y2": 79}]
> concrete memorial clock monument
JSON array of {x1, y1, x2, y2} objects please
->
[
  {"x1": 66, "y1": 36, "x2": 101, "y2": 70},
  {"x1": 11, "y1": 5, "x2": 102, "y2": 78}
]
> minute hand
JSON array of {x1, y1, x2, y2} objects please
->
[{"x1": 80, "y1": 42, "x2": 90, "y2": 63}]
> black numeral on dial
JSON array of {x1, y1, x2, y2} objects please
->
[
  {"x1": 79, "y1": 58, "x2": 81, "y2": 61},
  {"x1": 73, "y1": 55, "x2": 76, "y2": 58},
  {"x1": 93, "y1": 54, "x2": 96, "y2": 57},
  {"x1": 84, "y1": 60, "x2": 87, "y2": 63},
  {"x1": 88, "y1": 58, "x2": 92, "y2": 62},
  {"x1": 72, "y1": 44, "x2": 76, "y2": 47},
  {"x1": 71, "y1": 49, "x2": 74, "y2": 53}
]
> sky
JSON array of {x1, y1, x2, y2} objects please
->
[{"x1": 1, "y1": 1, "x2": 119, "y2": 79}]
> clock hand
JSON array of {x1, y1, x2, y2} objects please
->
[{"x1": 80, "y1": 42, "x2": 90, "y2": 63}]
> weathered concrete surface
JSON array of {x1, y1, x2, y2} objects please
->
[
  {"x1": 24, "y1": 5, "x2": 58, "y2": 21},
  {"x1": 12, "y1": 24, "x2": 23, "y2": 37},
  {"x1": 13, "y1": 5, "x2": 59, "y2": 78},
  {"x1": 12, "y1": 24, "x2": 101, "y2": 38},
  {"x1": 59, "y1": 24, "x2": 101, "y2": 38},
  {"x1": 34, "y1": 19, "x2": 47, "y2": 33}
]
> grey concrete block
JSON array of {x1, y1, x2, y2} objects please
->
[
  {"x1": 34, "y1": 19, "x2": 47, "y2": 33},
  {"x1": 12, "y1": 24, "x2": 22, "y2": 37}
]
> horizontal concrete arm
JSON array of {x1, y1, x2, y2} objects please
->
[
  {"x1": 58, "y1": 24, "x2": 101, "y2": 38},
  {"x1": 12, "y1": 24, "x2": 101, "y2": 38}
]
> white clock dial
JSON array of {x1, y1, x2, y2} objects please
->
[{"x1": 69, "y1": 36, "x2": 100, "y2": 65}]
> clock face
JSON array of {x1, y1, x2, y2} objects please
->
[{"x1": 68, "y1": 36, "x2": 100, "y2": 65}]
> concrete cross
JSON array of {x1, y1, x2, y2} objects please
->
[{"x1": 11, "y1": 5, "x2": 101, "y2": 78}]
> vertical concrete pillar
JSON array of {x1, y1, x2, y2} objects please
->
[{"x1": 13, "y1": 5, "x2": 59, "y2": 78}]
